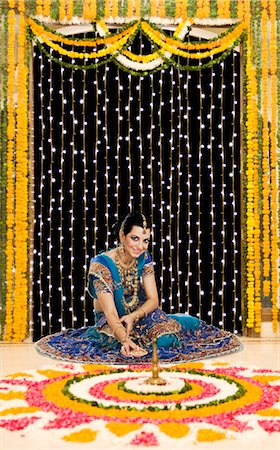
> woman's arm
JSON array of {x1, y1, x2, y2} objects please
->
[
  {"x1": 97, "y1": 292, "x2": 125, "y2": 338},
  {"x1": 137, "y1": 271, "x2": 159, "y2": 315},
  {"x1": 96, "y1": 292, "x2": 140, "y2": 355},
  {"x1": 118, "y1": 272, "x2": 159, "y2": 333}
]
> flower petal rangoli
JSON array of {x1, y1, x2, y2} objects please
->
[{"x1": 0, "y1": 361, "x2": 279, "y2": 446}]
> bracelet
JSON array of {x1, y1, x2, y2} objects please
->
[
  {"x1": 139, "y1": 307, "x2": 147, "y2": 318},
  {"x1": 121, "y1": 334, "x2": 128, "y2": 345},
  {"x1": 135, "y1": 313, "x2": 140, "y2": 323},
  {"x1": 113, "y1": 325, "x2": 123, "y2": 337}
]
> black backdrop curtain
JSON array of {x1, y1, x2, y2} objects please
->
[{"x1": 32, "y1": 30, "x2": 241, "y2": 340}]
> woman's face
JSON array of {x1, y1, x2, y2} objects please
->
[{"x1": 120, "y1": 226, "x2": 151, "y2": 259}]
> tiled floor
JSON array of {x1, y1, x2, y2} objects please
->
[{"x1": 0, "y1": 327, "x2": 280, "y2": 449}]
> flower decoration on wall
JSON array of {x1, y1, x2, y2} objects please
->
[{"x1": 0, "y1": 0, "x2": 279, "y2": 341}]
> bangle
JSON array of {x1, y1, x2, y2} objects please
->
[
  {"x1": 135, "y1": 313, "x2": 140, "y2": 323},
  {"x1": 121, "y1": 334, "x2": 128, "y2": 345},
  {"x1": 113, "y1": 325, "x2": 123, "y2": 337},
  {"x1": 139, "y1": 307, "x2": 147, "y2": 318}
]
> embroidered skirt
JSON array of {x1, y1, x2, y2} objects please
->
[{"x1": 35, "y1": 307, "x2": 242, "y2": 364}]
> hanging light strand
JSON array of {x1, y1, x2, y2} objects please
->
[
  {"x1": 127, "y1": 72, "x2": 132, "y2": 211},
  {"x1": 186, "y1": 71, "x2": 191, "y2": 314},
  {"x1": 169, "y1": 66, "x2": 174, "y2": 312},
  {"x1": 177, "y1": 71, "x2": 182, "y2": 312},
  {"x1": 209, "y1": 61, "x2": 215, "y2": 322},
  {"x1": 48, "y1": 51, "x2": 54, "y2": 333},
  {"x1": 28, "y1": 41, "x2": 35, "y2": 341},
  {"x1": 159, "y1": 69, "x2": 164, "y2": 305},
  {"x1": 139, "y1": 73, "x2": 144, "y2": 209},
  {"x1": 38, "y1": 49, "x2": 44, "y2": 337},
  {"x1": 93, "y1": 66, "x2": 99, "y2": 254},
  {"x1": 104, "y1": 66, "x2": 109, "y2": 249},
  {"x1": 59, "y1": 62, "x2": 65, "y2": 331},
  {"x1": 82, "y1": 67, "x2": 87, "y2": 326},
  {"x1": 138, "y1": 33, "x2": 144, "y2": 208},
  {"x1": 116, "y1": 65, "x2": 121, "y2": 229},
  {"x1": 149, "y1": 73, "x2": 155, "y2": 262},
  {"x1": 232, "y1": 51, "x2": 239, "y2": 332},
  {"x1": 197, "y1": 61, "x2": 202, "y2": 320},
  {"x1": 220, "y1": 60, "x2": 226, "y2": 327},
  {"x1": 69, "y1": 65, "x2": 75, "y2": 328}
]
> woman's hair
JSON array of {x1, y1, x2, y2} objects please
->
[{"x1": 112, "y1": 212, "x2": 152, "y2": 238}]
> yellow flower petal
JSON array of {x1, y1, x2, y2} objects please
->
[
  {"x1": 0, "y1": 407, "x2": 40, "y2": 416},
  {"x1": 106, "y1": 422, "x2": 142, "y2": 436},
  {"x1": 63, "y1": 428, "x2": 97, "y2": 442},
  {"x1": 252, "y1": 375, "x2": 280, "y2": 384},
  {"x1": 0, "y1": 391, "x2": 25, "y2": 400},
  {"x1": 197, "y1": 428, "x2": 226, "y2": 442},
  {"x1": 6, "y1": 372, "x2": 33, "y2": 378},
  {"x1": 83, "y1": 364, "x2": 111, "y2": 372},
  {"x1": 37, "y1": 370, "x2": 72, "y2": 378},
  {"x1": 256, "y1": 408, "x2": 280, "y2": 417},
  {"x1": 159, "y1": 422, "x2": 189, "y2": 438}
]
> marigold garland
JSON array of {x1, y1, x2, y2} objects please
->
[
  {"x1": 13, "y1": 5, "x2": 28, "y2": 341},
  {"x1": 35, "y1": 0, "x2": 43, "y2": 16},
  {"x1": 251, "y1": 0, "x2": 262, "y2": 334},
  {"x1": 243, "y1": 0, "x2": 260, "y2": 330},
  {"x1": 28, "y1": 18, "x2": 245, "y2": 64},
  {"x1": 269, "y1": 0, "x2": 279, "y2": 331},
  {"x1": 4, "y1": 4, "x2": 16, "y2": 341},
  {"x1": 59, "y1": 0, "x2": 66, "y2": 22},
  {"x1": 33, "y1": 24, "x2": 138, "y2": 60},
  {"x1": 218, "y1": 0, "x2": 231, "y2": 19},
  {"x1": 28, "y1": 18, "x2": 244, "y2": 53},
  {"x1": 151, "y1": 0, "x2": 157, "y2": 17},
  {"x1": 126, "y1": 0, "x2": 134, "y2": 18},
  {"x1": 27, "y1": 18, "x2": 138, "y2": 47},
  {"x1": 105, "y1": 0, "x2": 111, "y2": 19},
  {"x1": 112, "y1": 0, "x2": 118, "y2": 18},
  {"x1": 141, "y1": 20, "x2": 245, "y2": 51},
  {"x1": 83, "y1": 0, "x2": 90, "y2": 20},
  {"x1": 43, "y1": 0, "x2": 51, "y2": 17},
  {"x1": 237, "y1": 0, "x2": 244, "y2": 21},
  {"x1": 66, "y1": 0, "x2": 74, "y2": 22},
  {"x1": 261, "y1": 5, "x2": 271, "y2": 300},
  {"x1": 90, "y1": 0, "x2": 97, "y2": 20}
]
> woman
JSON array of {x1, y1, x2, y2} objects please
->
[{"x1": 35, "y1": 212, "x2": 241, "y2": 364}]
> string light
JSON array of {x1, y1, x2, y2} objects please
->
[
  {"x1": 197, "y1": 54, "x2": 203, "y2": 320},
  {"x1": 32, "y1": 28, "x2": 241, "y2": 338},
  {"x1": 59, "y1": 58, "x2": 65, "y2": 330},
  {"x1": 81, "y1": 68, "x2": 88, "y2": 327}
]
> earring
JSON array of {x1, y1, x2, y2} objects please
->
[
  {"x1": 144, "y1": 250, "x2": 148, "y2": 260},
  {"x1": 120, "y1": 241, "x2": 126, "y2": 255}
]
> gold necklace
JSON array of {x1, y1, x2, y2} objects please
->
[{"x1": 115, "y1": 247, "x2": 139, "y2": 313}]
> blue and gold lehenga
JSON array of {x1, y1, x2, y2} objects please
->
[{"x1": 35, "y1": 252, "x2": 242, "y2": 364}]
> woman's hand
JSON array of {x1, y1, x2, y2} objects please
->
[
  {"x1": 120, "y1": 338, "x2": 147, "y2": 358},
  {"x1": 117, "y1": 313, "x2": 135, "y2": 335}
]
